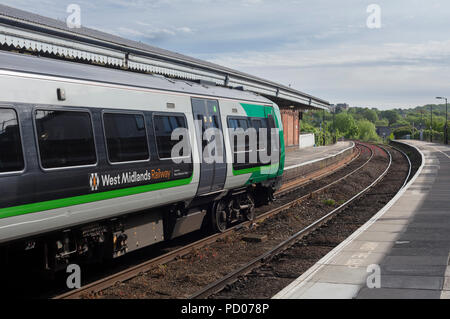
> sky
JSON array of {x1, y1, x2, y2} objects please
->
[{"x1": 2, "y1": 0, "x2": 450, "y2": 110}]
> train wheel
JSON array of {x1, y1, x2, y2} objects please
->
[
  {"x1": 245, "y1": 193, "x2": 255, "y2": 222},
  {"x1": 212, "y1": 199, "x2": 229, "y2": 233}
]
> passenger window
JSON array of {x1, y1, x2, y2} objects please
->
[
  {"x1": 153, "y1": 114, "x2": 188, "y2": 159},
  {"x1": 228, "y1": 118, "x2": 239, "y2": 130},
  {"x1": 35, "y1": 110, "x2": 97, "y2": 169},
  {"x1": 251, "y1": 119, "x2": 267, "y2": 151},
  {"x1": 103, "y1": 113, "x2": 149, "y2": 163},
  {"x1": 228, "y1": 117, "x2": 250, "y2": 153},
  {"x1": 0, "y1": 108, "x2": 25, "y2": 173}
]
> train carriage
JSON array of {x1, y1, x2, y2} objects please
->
[{"x1": 0, "y1": 51, "x2": 285, "y2": 271}]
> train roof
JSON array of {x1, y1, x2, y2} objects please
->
[{"x1": 0, "y1": 51, "x2": 273, "y2": 105}]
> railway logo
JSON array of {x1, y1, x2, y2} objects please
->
[{"x1": 89, "y1": 173, "x2": 99, "y2": 191}]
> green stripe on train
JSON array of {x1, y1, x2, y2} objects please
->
[
  {"x1": 232, "y1": 163, "x2": 279, "y2": 176},
  {"x1": 0, "y1": 176, "x2": 193, "y2": 220}
]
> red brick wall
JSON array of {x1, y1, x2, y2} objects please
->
[{"x1": 281, "y1": 109, "x2": 300, "y2": 147}]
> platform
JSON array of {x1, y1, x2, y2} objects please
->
[
  {"x1": 274, "y1": 140, "x2": 450, "y2": 299},
  {"x1": 282, "y1": 141, "x2": 355, "y2": 183}
]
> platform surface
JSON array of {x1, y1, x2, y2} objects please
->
[
  {"x1": 284, "y1": 141, "x2": 354, "y2": 170},
  {"x1": 274, "y1": 140, "x2": 450, "y2": 299}
]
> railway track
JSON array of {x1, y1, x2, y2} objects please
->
[
  {"x1": 54, "y1": 142, "x2": 380, "y2": 299},
  {"x1": 191, "y1": 144, "x2": 411, "y2": 299},
  {"x1": 275, "y1": 145, "x2": 361, "y2": 197}
]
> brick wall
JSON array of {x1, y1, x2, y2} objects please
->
[{"x1": 281, "y1": 109, "x2": 300, "y2": 147}]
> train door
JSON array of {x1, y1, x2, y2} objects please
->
[{"x1": 191, "y1": 98, "x2": 227, "y2": 195}]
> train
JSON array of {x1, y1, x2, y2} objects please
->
[{"x1": 0, "y1": 51, "x2": 285, "y2": 272}]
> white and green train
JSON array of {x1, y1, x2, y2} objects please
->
[{"x1": 0, "y1": 51, "x2": 285, "y2": 271}]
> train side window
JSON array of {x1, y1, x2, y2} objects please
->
[
  {"x1": 250, "y1": 118, "x2": 269, "y2": 151},
  {"x1": 153, "y1": 114, "x2": 188, "y2": 159},
  {"x1": 228, "y1": 118, "x2": 239, "y2": 130},
  {"x1": 35, "y1": 110, "x2": 97, "y2": 169},
  {"x1": 0, "y1": 108, "x2": 25, "y2": 173},
  {"x1": 103, "y1": 113, "x2": 149, "y2": 163},
  {"x1": 228, "y1": 117, "x2": 250, "y2": 153}
]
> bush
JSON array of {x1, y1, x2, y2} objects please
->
[
  {"x1": 357, "y1": 120, "x2": 381, "y2": 142},
  {"x1": 412, "y1": 130, "x2": 444, "y2": 142},
  {"x1": 423, "y1": 130, "x2": 443, "y2": 142},
  {"x1": 315, "y1": 129, "x2": 333, "y2": 146},
  {"x1": 393, "y1": 126, "x2": 412, "y2": 139},
  {"x1": 335, "y1": 113, "x2": 359, "y2": 139}
]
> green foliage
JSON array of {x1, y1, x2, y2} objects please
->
[
  {"x1": 300, "y1": 104, "x2": 448, "y2": 144},
  {"x1": 393, "y1": 126, "x2": 412, "y2": 139},
  {"x1": 323, "y1": 199, "x2": 336, "y2": 206},
  {"x1": 357, "y1": 120, "x2": 381, "y2": 142},
  {"x1": 380, "y1": 110, "x2": 400, "y2": 126},
  {"x1": 396, "y1": 119, "x2": 410, "y2": 126},
  {"x1": 388, "y1": 132, "x2": 395, "y2": 141},
  {"x1": 420, "y1": 129, "x2": 444, "y2": 142},
  {"x1": 301, "y1": 121, "x2": 317, "y2": 134},
  {"x1": 362, "y1": 108, "x2": 378, "y2": 123},
  {"x1": 375, "y1": 119, "x2": 389, "y2": 127},
  {"x1": 335, "y1": 113, "x2": 359, "y2": 139}
]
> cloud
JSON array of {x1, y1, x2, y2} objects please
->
[
  {"x1": 203, "y1": 39, "x2": 450, "y2": 109},
  {"x1": 241, "y1": 0, "x2": 264, "y2": 5},
  {"x1": 117, "y1": 23, "x2": 194, "y2": 41},
  {"x1": 207, "y1": 40, "x2": 450, "y2": 69}
]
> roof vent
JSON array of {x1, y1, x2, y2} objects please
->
[{"x1": 194, "y1": 79, "x2": 217, "y2": 87}]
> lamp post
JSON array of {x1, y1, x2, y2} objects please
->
[
  {"x1": 430, "y1": 104, "x2": 433, "y2": 143},
  {"x1": 436, "y1": 97, "x2": 448, "y2": 145},
  {"x1": 322, "y1": 109, "x2": 326, "y2": 146},
  {"x1": 333, "y1": 105, "x2": 336, "y2": 144}
]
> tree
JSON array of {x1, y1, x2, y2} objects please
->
[
  {"x1": 357, "y1": 120, "x2": 380, "y2": 142},
  {"x1": 393, "y1": 126, "x2": 412, "y2": 139},
  {"x1": 375, "y1": 119, "x2": 389, "y2": 127},
  {"x1": 335, "y1": 113, "x2": 359, "y2": 138},
  {"x1": 380, "y1": 110, "x2": 400, "y2": 126},
  {"x1": 362, "y1": 108, "x2": 378, "y2": 123}
]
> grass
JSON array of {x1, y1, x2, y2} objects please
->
[{"x1": 323, "y1": 199, "x2": 336, "y2": 206}]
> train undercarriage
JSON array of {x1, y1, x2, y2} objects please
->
[{"x1": 0, "y1": 184, "x2": 276, "y2": 273}]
